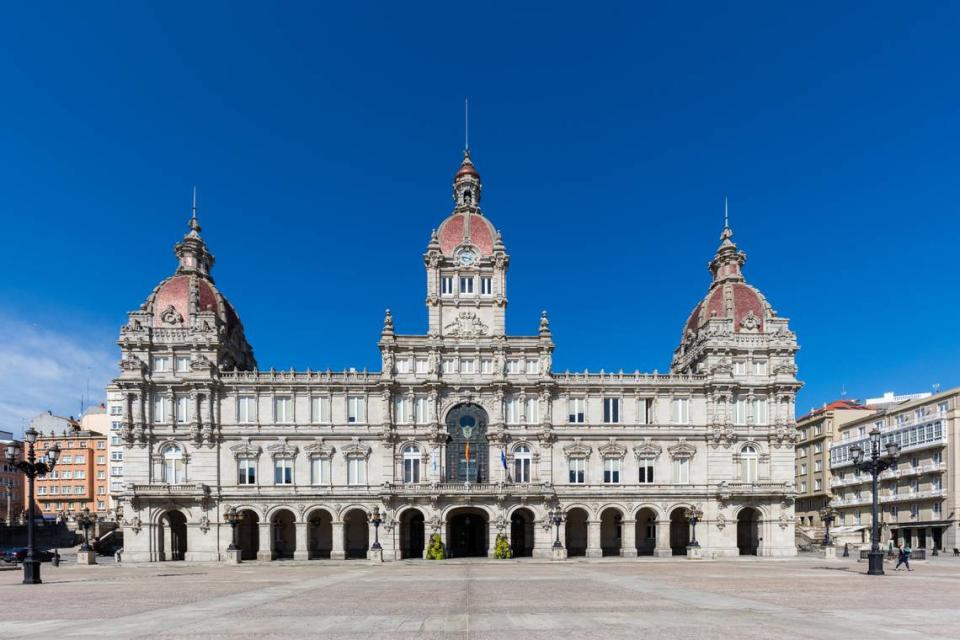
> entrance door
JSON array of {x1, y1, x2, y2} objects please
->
[
  {"x1": 401, "y1": 510, "x2": 425, "y2": 559},
  {"x1": 918, "y1": 529, "x2": 927, "y2": 549},
  {"x1": 448, "y1": 510, "x2": 488, "y2": 557},
  {"x1": 737, "y1": 508, "x2": 760, "y2": 556}
]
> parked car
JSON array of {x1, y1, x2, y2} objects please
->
[{"x1": 1, "y1": 548, "x2": 55, "y2": 563}]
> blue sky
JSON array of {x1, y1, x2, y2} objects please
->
[{"x1": 2, "y1": 2, "x2": 959, "y2": 434}]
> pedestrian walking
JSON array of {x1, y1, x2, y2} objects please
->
[{"x1": 895, "y1": 543, "x2": 913, "y2": 571}]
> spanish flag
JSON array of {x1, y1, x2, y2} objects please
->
[{"x1": 464, "y1": 442, "x2": 470, "y2": 463}]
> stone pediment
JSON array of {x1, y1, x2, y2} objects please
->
[
  {"x1": 266, "y1": 437, "x2": 298, "y2": 459},
  {"x1": 229, "y1": 438, "x2": 262, "y2": 459},
  {"x1": 342, "y1": 437, "x2": 372, "y2": 460},
  {"x1": 633, "y1": 438, "x2": 663, "y2": 460},
  {"x1": 598, "y1": 438, "x2": 627, "y2": 459},
  {"x1": 303, "y1": 437, "x2": 334, "y2": 459},
  {"x1": 668, "y1": 437, "x2": 697, "y2": 459},
  {"x1": 562, "y1": 438, "x2": 592, "y2": 459}
]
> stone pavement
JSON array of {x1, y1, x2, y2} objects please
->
[{"x1": 1, "y1": 555, "x2": 959, "y2": 639}]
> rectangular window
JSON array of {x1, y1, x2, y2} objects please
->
[
  {"x1": 110, "y1": 452, "x2": 123, "y2": 461},
  {"x1": 932, "y1": 477, "x2": 942, "y2": 490},
  {"x1": 109, "y1": 405, "x2": 122, "y2": 416},
  {"x1": 733, "y1": 361, "x2": 746, "y2": 375},
  {"x1": 753, "y1": 360, "x2": 767, "y2": 375},
  {"x1": 238, "y1": 459, "x2": 256, "y2": 485},
  {"x1": 672, "y1": 398, "x2": 690, "y2": 425},
  {"x1": 933, "y1": 451, "x2": 942, "y2": 464},
  {"x1": 38, "y1": 486, "x2": 47, "y2": 495},
  {"x1": 673, "y1": 458, "x2": 690, "y2": 484},
  {"x1": 443, "y1": 359, "x2": 457, "y2": 374},
  {"x1": 481, "y1": 277, "x2": 492, "y2": 295},
  {"x1": 75, "y1": 470, "x2": 86, "y2": 479},
  {"x1": 175, "y1": 356, "x2": 191, "y2": 372},
  {"x1": 403, "y1": 454, "x2": 420, "y2": 484},
  {"x1": 752, "y1": 399, "x2": 768, "y2": 425},
  {"x1": 933, "y1": 502, "x2": 942, "y2": 515},
  {"x1": 347, "y1": 396, "x2": 366, "y2": 423},
  {"x1": 505, "y1": 398, "x2": 520, "y2": 424},
  {"x1": 603, "y1": 398, "x2": 620, "y2": 423},
  {"x1": 238, "y1": 396, "x2": 256, "y2": 423},
  {"x1": 415, "y1": 358, "x2": 428, "y2": 374},
  {"x1": 459, "y1": 276, "x2": 474, "y2": 294},
  {"x1": 637, "y1": 399, "x2": 652, "y2": 425},
  {"x1": 525, "y1": 397, "x2": 539, "y2": 424},
  {"x1": 395, "y1": 358, "x2": 411, "y2": 374},
  {"x1": 415, "y1": 396, "x2": 428, "y2": 424},
  {"x1": 460, "y1": 359, "x2": 476, "y2": 374},
  {"x1": 815, "y1": 479, "x2": 822, "y2": 491},
  {"x1": 98, "y1": 440, "x2": 106, "y2": 449},
  {"x1": 441, "y1": 276, "x2": 454, "y2": 295},
  {"x1": 815, "y1": 460, "x2": 822, "y2": 472},
  {"x1": 311, "y1": 458, "x2": 330, "y2": 485},
  {"x1": 734, "y1": 399, "x2": 747, "y2": 426},
  {"x1": 911, "y1": 504, "x2": 919, "y2": 519},
  {"x1": 97, "y1": 470, "x2": 105, "y2": 480},
  {"x1": 800, "y1": 481, "x2": 807, "y2": 492},
  {"x1": 152, "y1": 394, "x2": 170, "y2": 422},
  {"x1": 394, "y1": 396, "x2": 411, "y2": 424},
  {"x1": 506, "y1": 360, "x2": 521, "y2": 374},
  {"x1": 568, "y1": 458, "x2": 585, "y2": 484},
  {"x1": 62, "y1": 456, "x2": 73, "y2": 464},
  {"x1": 274, "y1": 458, "x2": 293, "y2": 485},
  {"x1": 110, "y1": 436, "x2": 120, "y2": 446},
  {"x1": 311, "y1": 396, "x2": 330, "y2": 423},
  {"x1": 638, "y1": 458, "x2": 654, "y2": 483},
  {"x1": 814, "y1": 442, "x2": 822, "y2": 453},
  {"x1": 603, "y1": 458, "x2": 621, "y2": 484},
  {"x1": 481, "y1": 359, "x2": 494, "y2": 374},
  {"x1": 97, "y1": 501, "x2": 105, "y2": 510},
  {"x1": 568, "y1": 398, "x2": 585, "y2": 423},
  {"x1": 814, "y1": 424, "x2": 822, "y2": 435},
  {"x1": 800, "y1": 463, "x2": 806, "y2": 475},
  {"x1": 274, "y1": 396, "x2": 292, "y2": 423},
  {"x1": 176, "y1": 396, "x2": 190, "y2": 423},
  {"x1": 347, "y1": 458, "x2": 365, "y2": 485},
  {"x1": 153, "y1": 356, "x2": 170, "y2": 372},
  {"x1": 525, "y1": 359, "x2": 539, "y2": 375}
]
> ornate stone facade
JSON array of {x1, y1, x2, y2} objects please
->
[{"x1": 110, "y1": 152, "x2": 801, "y2": 562}]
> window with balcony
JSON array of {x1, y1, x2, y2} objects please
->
[
  {"x1": 741, "y1": 445, "x2": 758, "y2": 483},
  {"x1": 402, "y1": 445, "x2": 421, "y2": 484},
  {"x1": 514, "y1": 445, "x2": 532, "y2": 483},
  {"x1": 162, "y1": 445, "x2": 186, "y2": 484}
]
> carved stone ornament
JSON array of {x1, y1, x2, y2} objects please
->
[
  {"x1": 159, "y1": 304, "x2": 184, "y2": 325},
  {"x1": 779, "y1": 512, "x2": 789, "y2": 530},
  {"x1": 303, "y1": 437, "x2": 334, "y2": 459},
  {"x1": 342, "y1": 437, "x2": 372, "y2": 460},
  {"x1": 124, "y1": 515, "x2": 143, "y2": 534},
  {"x1": 716, "y1": 512, "x2": 726, "y2": 530},
  {"x1": 709, "y1": 424, "x2": 737, "y2": 448},
  {"x1": 536, "y1": 427, "x2": 556, "y2": 448},
  {"x1": 119, "y1": 355, "x2": 145, "y2": 372},
  {"x1": 770, "y1": 423, "x2": 799, "y2": 448},
  {"x1": 598, "y1": 438, "x2": 627, "y2": 459},
  {"x1": 443, "y1": 311, "x2": 489, "y2": 337},
  {"x1": 740, "y1": 310, "x2": 761, "y2": 331},
  {"x1": 667, "y1": 437, "x2": 697, "y2": 459},
  {"x1": 230, "y1": 438, "x2": 262, "y2": 459},
  {"x1": 562, "y1": 438, "x2": 592, "y2": 459},
  {"x1": 198, "y1": 513, "x2": 210, "y2": 534},
  {"x1": 267, "y1": 437, "x2": 298, "y2": 459},
  {"x1": 633, "y1": 438, "x2": 663, "y2": 460}
]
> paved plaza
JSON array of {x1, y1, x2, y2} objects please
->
[{"x1": 1, "y1": 555, "x2": 959, "y2": 639}]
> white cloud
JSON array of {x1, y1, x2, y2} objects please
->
[{"x1": 0, "y1": 315, "x2": 117, "y2": 437}]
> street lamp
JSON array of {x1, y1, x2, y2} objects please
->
[
  {"x1": 223, "y1": 506, "x2": 243, "y2": 552},
  {"x1": 550, "y1": 507, "x2": 564, "y2": 549},
  {"x1": 4, "y1": 428, "x2": 60, "y2": 584},
  {"x1": 685, "y1": 507, "x2": 704, "y2": 551},
  {"x1": 819, "y1": 504, "x2": 838, "y2": 547},
  {"x1": 369, "y1": 506, "x2": 383, "y2": 551},
  {"x1": 850, "y1": 427, "x2": 899, "y2": 576},
  {"x1": 74, "y1": 507, "x2": 98, "y2": 552}
]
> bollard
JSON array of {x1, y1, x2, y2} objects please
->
[{"x1": 52, "y1": 550, "x2": 60, "y2": 567}]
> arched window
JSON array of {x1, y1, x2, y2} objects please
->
[
  {"x1": 514, "y1": 445, "x2": 532, "y2": 483},
  {"x1": 403, "y1": 445, "x2": 421, "y2": 484},
  {"x1": 163, "y1": 445, "x2": 185, "y2": 484},
  {"x1": 741, "y1": 445, "x2": 758, "y2": 483}
]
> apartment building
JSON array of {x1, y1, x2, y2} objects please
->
[
  {"x1": 829, "y1": 388, "x2": 957, "y2": 550},
  {"x1": 1, "y1": 429, "x2": 25, "y2": 524}
]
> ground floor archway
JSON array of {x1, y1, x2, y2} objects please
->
[
  {"x1": 158, "y1": 510, "x2": 188, "y2": 561},
  {"x1": 669, "y1": 508, "x2": 689, "y2": 556},
  {"x1": 737, "y1": 508, "x2": 760, "y2": 556},
  {"x1": 343, "y1": 509, "x2": 369, "y2": 559},
  {"x1": 237, "y1": 509, "x2": 260, "y2": 561},
  {"x1": 447, "y1": 508, "x2": 488, "y2": 558},
  {"x1": 565, "y1": 508, "x2": 589, "y2": 557},
  {"x1": 600, "y1": 508, "x2": 622, "y2": 556},
  {"x1": 308, "y1": 510, "x2": 333, "y2": 559},
  {"x1": 400, "y1": 509, "x2": 425, "y2": 559},
  {"x1": 271, "y1": 509, "x2": 296, "y2": 559},
  {"x1": 635, "y1": 508, "x2": 657, "y2": 556},
  {"x1": 510, "y1": 508, "x2": 535, "y2": 557}
]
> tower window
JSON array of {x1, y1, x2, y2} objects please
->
[
  {"x1": 481, "y1": 277, "x2": 492, "y2": 295},
  {"x1": 460, "y1": 277, "x2": 474, "y2": 294},
  {"x1": 441, "y1": 276, "x2": 454, "y2": 295}
]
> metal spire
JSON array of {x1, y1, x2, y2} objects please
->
[
  {"x1": 188, "y1": 186, "x2": 201, "y2": 234},
  {"x1": 724, "y1": 196, "x2": 729, "y2": 229},
  {"x1": 464, "y1": 98, "x2": 469, "y2": 153}
]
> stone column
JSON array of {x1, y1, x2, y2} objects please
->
[
  {"x1": 586, "y1": 520, "x2": 603, "y2": 558},
  {"x1": 294, "y1": 522, "x2": 309, "y2": 560},
  {"x1": 533, "y1": 518, "x2": 554, "y2": 559},
  {"x1": 330, "y1": 522, "x2": 345, "y2": 560},
  {"x1": 488, "y1": 524, "x2": 499, "y2": 558},
  {"x1": 423, "y1": 523, "x2": 433, "y2": 559},
  {"x1": 654, "y1": 519, "x2": 672, "y2": 557},
  {"x1": 161, "y1": 521, "x2": 172, "y2": 561},
  {"x1": 257, "y1": 522, "x2": 273, "y2": 561},
  {"x1": 621, "y1": 519, "x2": 637, "y2": 557}
]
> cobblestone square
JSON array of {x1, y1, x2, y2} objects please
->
[{"x1": 2, "y1": 556, "x2": 959, "y2": 639}]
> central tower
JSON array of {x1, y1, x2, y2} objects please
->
[{"x1": 424, "y1": 151, "x2": 509, "y2": 337}]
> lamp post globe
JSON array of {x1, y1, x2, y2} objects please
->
[
  {"x1": 10, "y1": 428, "x2": 59, "y2": 584},
  {"x1": 851, "y1": 427, "x2": 899, "y2": 576},
  {"x1": 369, "y1": 506, "x2": 383, "y2": 551}
]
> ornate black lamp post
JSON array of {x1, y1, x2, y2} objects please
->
[
  {"x1": 224, "y1": 506, "x2": 243, "y2": 552},
  {"x1": 369, "y1": 506, "x2": 383, "y2": 551},
  {"x1": 4, "y1": 428, "x2": 60, "y2": 584},
  {"x1": 819, "y1": 504, "x2": 837, "y2": 547},
  {"x1": 74, "y1": 507, "x2": 98, "y2": 552},
  {"x1": 550, "y1": 507, "x2": 564, "y2": 549},
  {"x1": 850, "y1": 427, "x2": 899, "y2": 576},
  {"x1": 685, "y1": 506, "x2": 704, "y2": 550}
]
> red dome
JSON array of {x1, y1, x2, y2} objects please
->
[
  {"x1": 145, "y1": 273, "x2": 240, "y2": 330},
  {"x1": 683, "y1": 282, "x2": 770, "y2": 334},
  {"x1": 438, "y1": 212, "x2": 496, "y2": 257}
]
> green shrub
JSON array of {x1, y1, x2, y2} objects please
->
[
  {"x1": 494, "y1": 533, "x2": 513, "y2": 559},
  {"x1": 426, "y1": 533, "x2": 446, "y2": 560}
]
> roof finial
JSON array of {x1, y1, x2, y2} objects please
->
[
  {"x1": 188, "y1": 186, "x2": 201, "y2": 234},
  {"x1": 724, "y1": 195, "x2": 729, "y2": 229},
  {"x1": 464, "y1": 98, "x2": 469, "y2": 153}
]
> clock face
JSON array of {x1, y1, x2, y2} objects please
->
[{"x1": 459, "y1": 250, "x2": 476, "y2": 266}]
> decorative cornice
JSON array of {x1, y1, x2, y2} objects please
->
[
  {"x1": 632, "y1": 438, "x2": 663, "y2": 460},
  {"x1": 667, "y1": 437, "x2": 697, "y2": 459},
  {"x1": 266, "y1": 437, "x2": 298, "y2": 459},
  {"x1": 598, "y1": 438, "x2": 626, "y2": 459},
  {"x1": 229, "y1": 438, "x2": 262, "y2": 459},
  {"x1": 562, "y1": 437, "x2": 592, "y2": 459},
  {"x1": 303, "y1": 437, "x2": 334, "y2": 459}
]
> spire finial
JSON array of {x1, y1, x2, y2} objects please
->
[
  {"x1": 724, "y1": 195, "x2": 729, "y2": 229},
  {"x1": 188, "y1": 186, "x2": 201, "y2": 234},
  {"x1": 464, "y1": 98, "x2": 469, "y2": 153}
]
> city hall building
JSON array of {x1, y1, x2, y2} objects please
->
[{"x1": 109, "y1": 152, "x2": 801, "y2": 562}]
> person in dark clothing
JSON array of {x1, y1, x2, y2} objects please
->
[{"x1": 895, "y1": 543, "x2": 913, "y2": 571}]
